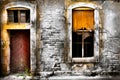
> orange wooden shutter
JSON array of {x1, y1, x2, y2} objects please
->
[{"x1": 72, "y1": 10, "x2": 94, "y2": 31}]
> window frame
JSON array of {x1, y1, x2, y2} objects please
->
[
  {"x1": 7, "y1": 7, "x2": 31, "y2": 24},
  {"x1": 67, "y1": 3, "x2": 101, "y2": 63}
]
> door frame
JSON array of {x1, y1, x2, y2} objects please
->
[{"x1": 1, "y1": 2, "x2": 36, "y2": 75}]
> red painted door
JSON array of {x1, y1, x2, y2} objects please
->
[{"x1": 10, "y1": 30, "x2": 30, "y2": 73}]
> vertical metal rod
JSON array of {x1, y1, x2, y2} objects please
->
[{"x1": 82, "y1": 29, "x2": 84, "y2": 57}]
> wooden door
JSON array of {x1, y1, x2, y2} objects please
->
[{"x1": 10, "y1": 30, "x2": 30, "y2": 73}]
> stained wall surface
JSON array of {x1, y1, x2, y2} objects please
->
[{"x1": 0, "y1": 0, "x2": 120, "y2": 78}]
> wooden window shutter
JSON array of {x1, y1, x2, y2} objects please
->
[{"x1": 72, "y1": 9, "x2": 94, "y2": 31}]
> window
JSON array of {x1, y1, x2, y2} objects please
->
[
  {"x1": 7, "y1": 8, "x2": 30, "y2": 23},
  {"x1": 68, "y1": 3, "x2": 101, "y2": 63},
  {"x1": 72, "y1": 8, "x2": 94, "y2": 59}
]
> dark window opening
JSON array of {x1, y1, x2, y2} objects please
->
[
  {"x1": 84, "y1": 31, "x2": 94, "y2": 57},
  {"x1": 72, "y1": 31, "x2": 82, "y2": 57},
  {"x1": 14, "y1": 10, "x2": 18, "y2": 22},
  {"x1": 7, "y1": 9, "x2": 30, "y2": 23},
  {"x1": 72, "y1": 31, "x2": 94, "y2": 58}
]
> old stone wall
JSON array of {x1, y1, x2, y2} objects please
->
[
  {"x1": 37, "y1": 0, "x2": 120, "y2": 77},
  {"x1": 0, "y1": 0, "x2": 120, "y2": 77},
  {"x1": 37, "y1": 0, "x2": 66, "y2": 72},
  {"x1": 101, "y1": 1, "x2": 120, "y2": 72}
]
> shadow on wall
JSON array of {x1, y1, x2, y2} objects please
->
[
  {"x1": 106, "y1": 0, "x2": 120, "y2": 2},
  {"x1": 0, "y1": 38, "x2": 2, "y2": 76},
  {"x1": 101, "y1": 0, "x2": 120, "y2": 2},
  {"x1": 0, "y1": 5, "x2": 1, "y2": 76},
  {"x1": 114, "y1": 0, "x2": 120, "y2": 2},
  {"x1": 0, "y1": 40, "x2": 1, "y2": 77}
]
